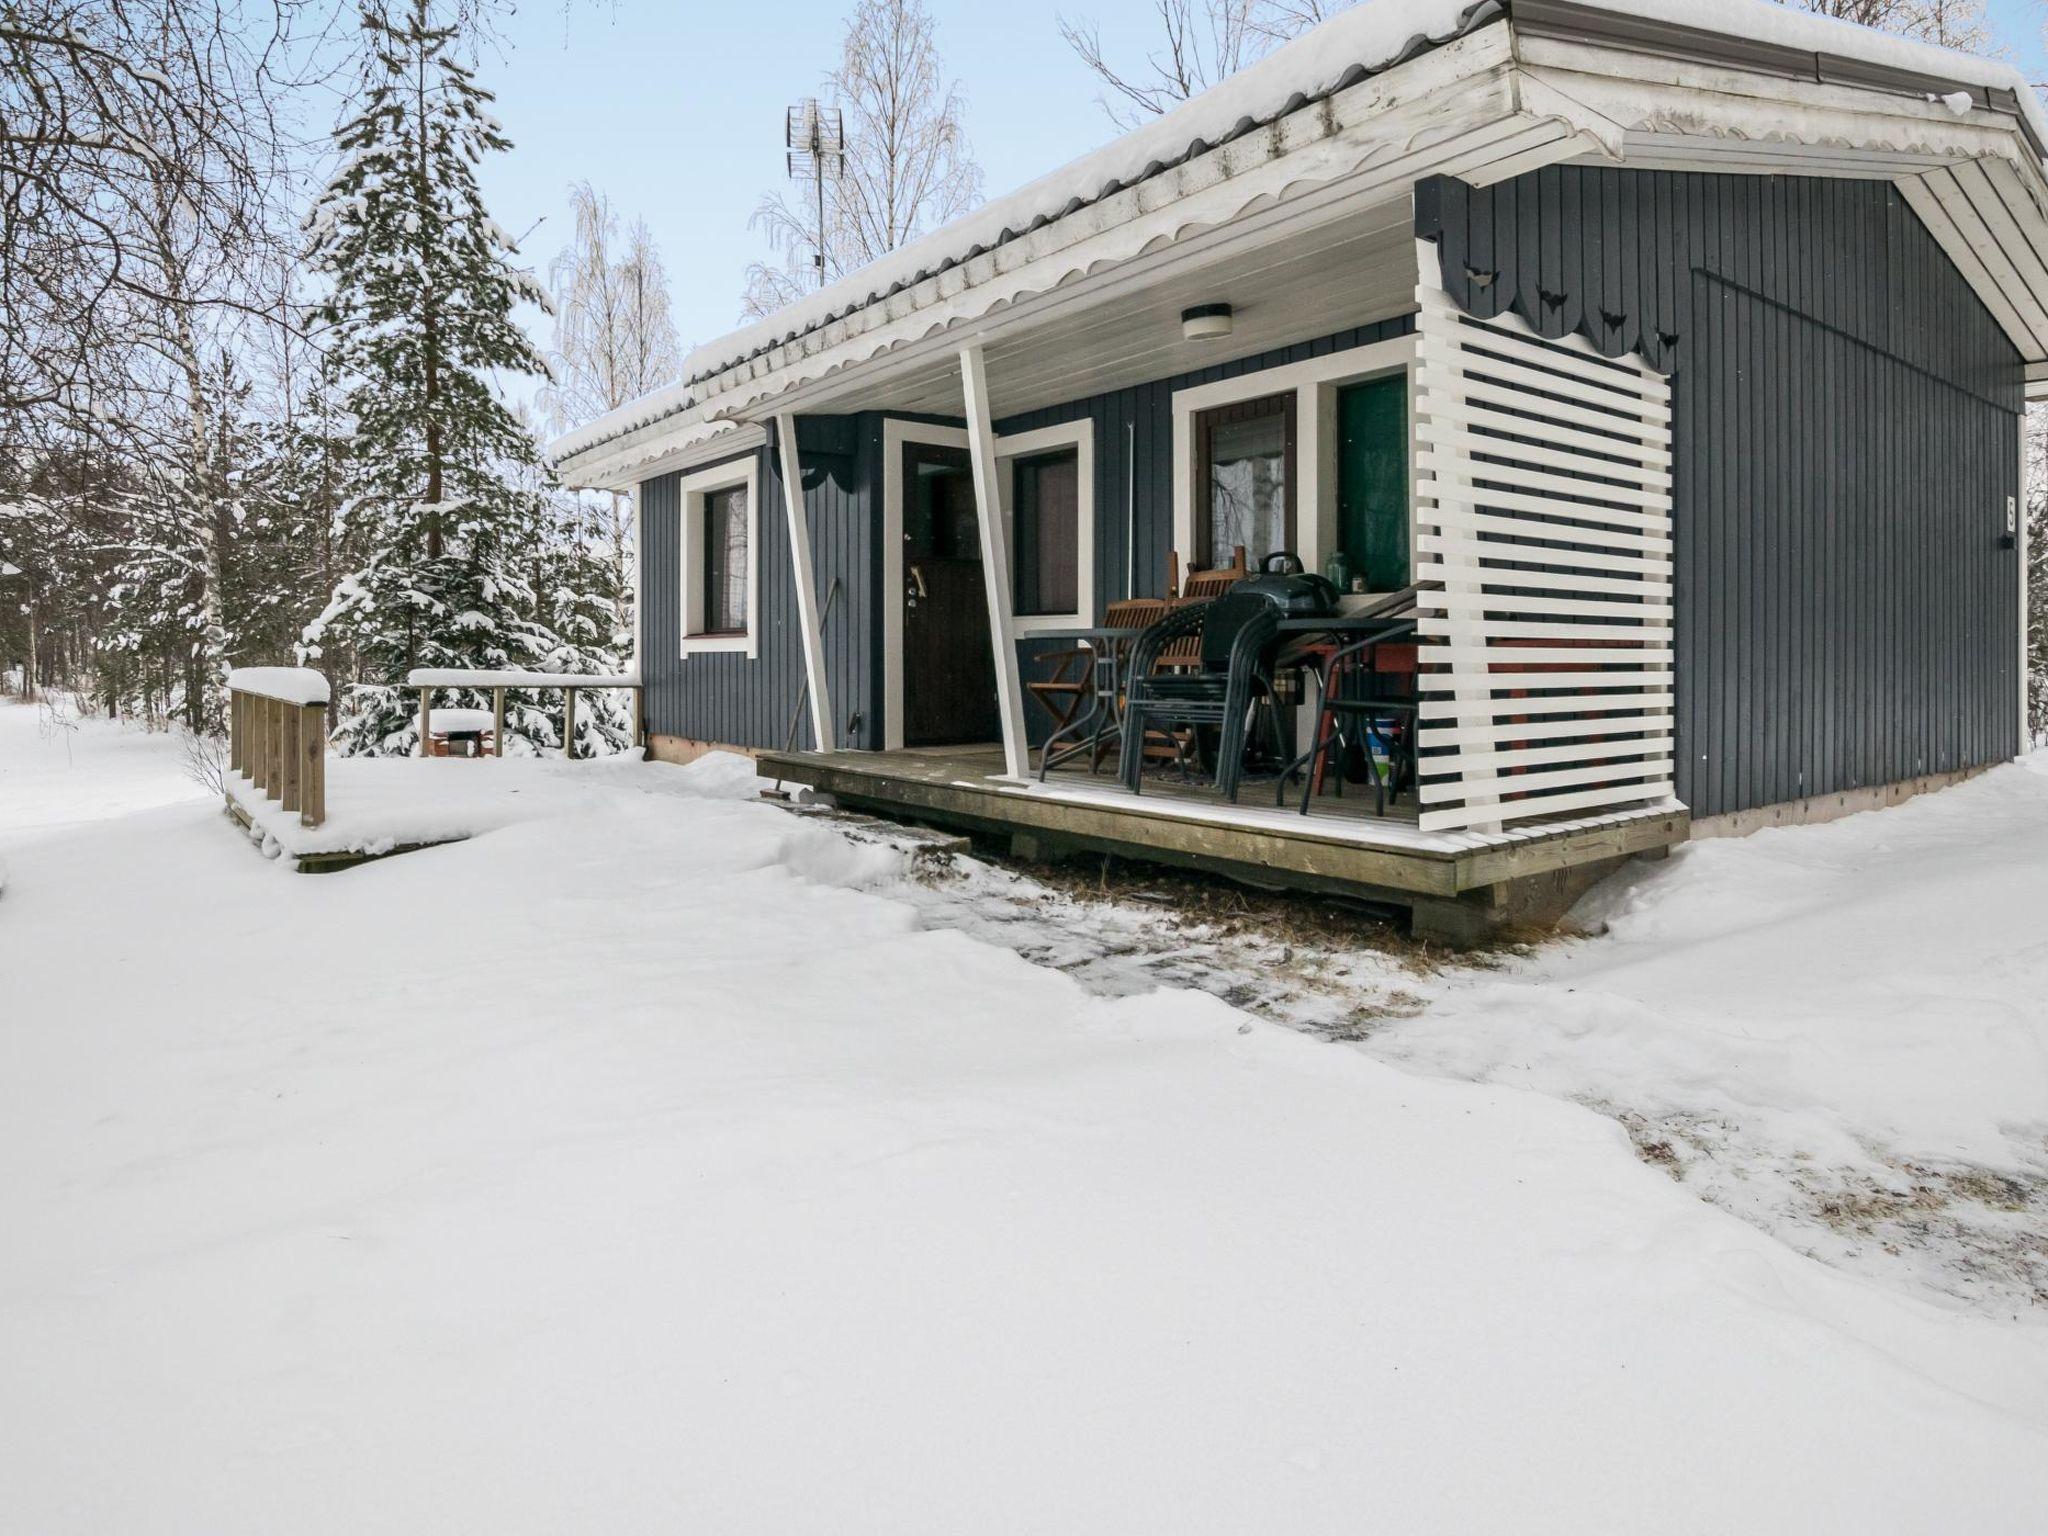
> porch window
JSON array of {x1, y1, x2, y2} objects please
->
[
  {"x1": 702, "y1": 484, "x2": 748, "y2": 635},
  {"x1": 1195, "y1": 392, "x2": 1295, "y2": 567},
  {"x1": 1010, "y1": 447, "x2": 1080, "y2": 617}
]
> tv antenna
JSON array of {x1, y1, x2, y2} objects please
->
[{"x1": 785, "y1": 98, "x2": 846, "y2": 290}]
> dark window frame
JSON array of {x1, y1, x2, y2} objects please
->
[{"x1": 700, "y1": 483, "x2": 749, "y2": 638}]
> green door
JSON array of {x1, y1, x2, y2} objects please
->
[{"x1": 1334, "y1": 375, "x2": 1409, "y2": 592}]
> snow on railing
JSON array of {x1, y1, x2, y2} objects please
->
[
  {"x1": 227, "y1": 667, "x2": 330, "y2": 828},
  {"x1": 404, "y1": 668, "x2": 645, "y2": 759}
]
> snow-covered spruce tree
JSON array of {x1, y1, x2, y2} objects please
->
[{"x1": 298, "y1": 0, "x2": 625, "y2": 756}]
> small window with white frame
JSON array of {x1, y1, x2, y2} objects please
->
[
  {"x1": 678, "y1": 457, "x2": 759, "y2": 656},
  {"x1": 997, "y1": 419, "x2": 1094, "y2": 632}
]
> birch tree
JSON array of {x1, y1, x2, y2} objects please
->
[
  {"x1": 742, "y1": 0, "x2": 981, "y2": 318},
  {"x1": 544, "y1": 183, "x2": 681, "y2": 629}
]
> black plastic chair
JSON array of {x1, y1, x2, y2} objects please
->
[
  {"x1": 1286, "y1": 627, "x2": 1420, "y2": 817},
  {"x1": 1116, "y1": 592, "x2": 1284, "y2": 802}
]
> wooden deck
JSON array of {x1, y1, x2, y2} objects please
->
[{"x1": 758, "y1": 744, "x2": 1688, "y2": 939}]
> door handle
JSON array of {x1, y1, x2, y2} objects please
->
[{"x1": 909, "y1": 566, "x2": 928, "y2": 599}]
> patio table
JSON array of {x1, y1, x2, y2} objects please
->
[{"x1": 1024, "y1": 625, "x2": 1150, "y2": 780}]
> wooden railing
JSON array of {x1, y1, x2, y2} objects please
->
[
  {"x1": 405, "y1": 669, "x2": 644, "y2": 758},
  {"x1": 228, "y1": 668, "x2": 330, "y2": 828}
]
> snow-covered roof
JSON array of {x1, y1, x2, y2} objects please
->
[
  {"x1": 550, "y1": 0, "x2": 1501, "y2": 467},
  {"x1": 550, "y1": 0, "x2": 2048, "y2": 473}
]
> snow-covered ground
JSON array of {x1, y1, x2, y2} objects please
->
[
  {"x1": 885, "y1": 767, "x2": 2048, "y2": 1315},
  {"x1": 4, "y1": 697, "x2": 2048, "y2": 1532}
]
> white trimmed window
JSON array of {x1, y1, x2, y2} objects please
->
[
  {"x1": 1170, "y1": 335, "x2": 1417, "y2": 593},
  {"x1": 997, "y1": 418, "x2": 1094, "y2": 633},
  {"x1": 678, "y1": 458, "x2": 760, "y2": 657}
]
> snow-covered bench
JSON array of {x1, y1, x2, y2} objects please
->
[
  {"x1": 405, "y1": 669, "x2": 644, "y2": 759},
  {"x1": 228, "y1": 667, "x2": 331, "y2": 828}
]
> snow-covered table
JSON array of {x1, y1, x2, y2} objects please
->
[{"x1": 406, "y1": 669, "x2": 644, "y2": 759}]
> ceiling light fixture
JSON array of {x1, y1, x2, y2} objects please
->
[{"x1": 1181, "y1": 302, "x2": 1234, "y2": 341}]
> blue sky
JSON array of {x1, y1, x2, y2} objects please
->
[{"x1": 472, "y1": 0, "x2": 2048, "y2": 370}]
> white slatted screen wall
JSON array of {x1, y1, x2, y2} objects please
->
[{"x1": 1412, "y1": 286, "x2": 1678, "y2": 833}]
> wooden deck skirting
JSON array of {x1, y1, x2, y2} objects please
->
[{"x1": 757, "y1": 747, "x2": 1687, "y2": 909}]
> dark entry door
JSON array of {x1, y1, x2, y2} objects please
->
[{"x1": 902, "y1": 442, "x2": 1000, "y2": 747}]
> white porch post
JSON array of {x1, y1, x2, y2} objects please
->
[
  {"x1": 959, "y1": 344, "x2": 1031, "y2": 781},
  {"x1": 775, "y1": 415, "x2": 836, "y2": 753}
]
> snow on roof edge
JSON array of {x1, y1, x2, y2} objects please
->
[
  {"x1": 676, "y1": 0, "x2": 1498, "y2": 388},
  {"x1": 1570, "y1": 0, "x2": 2048, "y2": 151},
  {"x1": 549, "y1": 0, "x2": 1499, "y2": 467},
  {"x1": 551, "y1": 0, "x2": 2048, "y2": 470}
]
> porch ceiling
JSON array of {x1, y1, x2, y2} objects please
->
[{"x1": 783, "y1": 199, "x2": 1420, "y2": 422}]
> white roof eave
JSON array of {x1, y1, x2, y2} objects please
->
[{"x1": 551, "y1": 0, "x2": 2048, "y2": 482}]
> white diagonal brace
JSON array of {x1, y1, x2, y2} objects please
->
[
  {"x1": 775, "y1": 415, "x2": 835, "y2": 752},
  {"x1": 959, "y1": 345, "x2": 1031, "y2": 781}
]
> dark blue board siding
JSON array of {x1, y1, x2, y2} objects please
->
[
  {"x1": 642, "y1": 324, "x2": 1423, "y2": 755},
  {"x1": 1420, "y1": 169, "x2": 2023, "y2": 819},
  {"x1": 639, "y1": 417, "x2": 879, "y2": 753}
]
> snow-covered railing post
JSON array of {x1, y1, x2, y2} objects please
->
[{"x1": 227, "y1": 669, "x2": 331, "y2": 829}]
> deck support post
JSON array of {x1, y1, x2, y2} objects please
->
[
  {"x1": 492, "y1": 687, "x2": 506, "y2": 757},
  {"x1": 958, "y1": 343, "x2": 1031, "y2": 782},
  {"x1": 775, "y1": 414, "x2": 835, "y2": 753},
  {"x1": 563, "y1": 686, "x2": 577, "y2": 759},
  {"x1": 417, "y1": 687, "x2": 432, "y2": 758}
]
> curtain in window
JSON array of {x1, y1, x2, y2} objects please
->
[
  {"x1": 704, "y1": 486, "x2": 748, "y2": 633},
  {"x1": 1012, "y1": 448, "x2": 1079, "y2": 616},
  {"x1": 1198, "y1": 394, "x2": 1294, "y2": 566}
]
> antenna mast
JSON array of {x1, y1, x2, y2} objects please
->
[{"x1": 784, "y1": 98, "x2": 846, "y2": 290}]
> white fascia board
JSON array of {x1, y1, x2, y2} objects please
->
[
  {"x1": 1519, "y1": 43, "x2": 2048, "y2": 174},
  {"x1": 556, "y1": 419, "x2": 767, "y2": 492}
]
